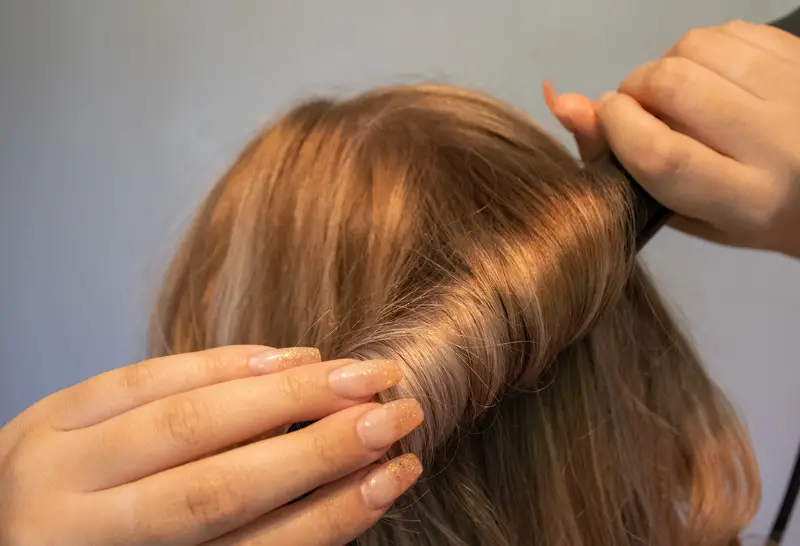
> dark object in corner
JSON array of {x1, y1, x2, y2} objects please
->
[{"x1": 772, "y1": 6, "x2": 800, "y2": 34}]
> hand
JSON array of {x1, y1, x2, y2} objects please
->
[
  {"x1": 544, "y1": 20, "x2": 800, "y2": 258},
  {"x1": 0, "y1": 346, "x2": 423, "y2": 546}
]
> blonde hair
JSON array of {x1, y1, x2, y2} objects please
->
[{"x1": 150, "y1": 84, "x2": 759, "y2": 545}]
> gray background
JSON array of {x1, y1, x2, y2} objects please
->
[{"x1": 1, "y1": 0, "x2": 798, "y2": 540}]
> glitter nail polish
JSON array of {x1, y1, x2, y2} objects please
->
[
  {"x1": 361, "y1": 453, "x2": 423, "y2": 509},
  {"x1": 328, "y1": 359, "x2": 404, "y2": 399},
  {"x1": 356, "y1": 398, "x2": 424, "y2": 450},
  {"x1": 249, "y1": 347, "x2": 321, "y2": 375}
]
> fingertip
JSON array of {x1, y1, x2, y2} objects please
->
[
  {"x1": 593, "y1": 92, "x2": 647, "y2": 130},
  {"x1": 595, "y1": 91, "x2": 619, "y2": 110},
  {"x1": 543, "y1": 82, "x2": 595, "y2": 129},
  {"x1": 548, "y1": 93, "x2": 606, "y2": 162},
  {"x1": 249, "y1": 346, "x2": 322, "y2": 375},
  {"x1": 361, "y1": 453, "x2": 423, "y2": 511},
  {"x1": 556, "y1": 93, "x2": 598, "y2": 133},
  {"x1": 559, "y1": 91, "x2": 595, "y2": 110}
]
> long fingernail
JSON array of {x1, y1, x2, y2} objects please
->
[
  {"x1": 357, "y1": 399, "x2": 424, "y2": 451},
  {"x1": 328, "y1": 360, "x2": 404, "y2": 399},
  {"x1": 249, "y1": 347, "x2": 321, "y2": 375},
  {"x1": 542, "y1": 79, "x2": 559, "y2": 109},
  {"x1": 361, "y1": 453, "x2": 423, "y2": 510}
]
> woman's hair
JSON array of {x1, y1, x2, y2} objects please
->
[{"x1": 149, "y1": 84, "x2": 759, "y2": 545}]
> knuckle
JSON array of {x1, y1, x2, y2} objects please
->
[
  {"x1": 159, "y1": 398, "x2": 209, "y2": 448},
  {"x1": 307, "y1": 430, "x2": 343, "y2": 470},
  {"x1": 183, "y1": 473, "x2": 246, "y2": 528},
  {"x1": 674, "y1": 28, "x2": 708, "y2": 57},
  {"x1": 644, "y1": 58, "x2": 692, "y2": 109},
  {"x1": 3, "y1": 429, "x2": 51, "y2": 480},
  {"x1": 721, "y1": 19, "x2": 749, "y2": 33},
  {"x1": 638, "y1": 137, "x2": 684, "y2": 179},
  {"x1": 318, "y1": 496, "x2": 352, "y2": 538},
  {"x1": 276, "y1": 371, "x2": 316, "y2": 405},
  {"x1": 2, "y1": 442, "x2": 29, "y2": 479},
  {"x1": 195, "y1": 349, "x2": 228, "y2": 379},
  {"x1": 119, "y1": 360, "x2": 156, "y2": 392}
]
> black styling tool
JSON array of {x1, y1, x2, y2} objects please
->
[{"x1": 617, "y1": 153, "x2": 670, "y2": 250}]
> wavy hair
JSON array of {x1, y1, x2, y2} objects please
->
[{"x1": 150, "y1": 84, "x2": 759, "y2": 545}]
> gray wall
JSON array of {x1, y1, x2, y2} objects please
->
[{"x1": 1, "y1": 0, "x2": 797, "y2": 540}]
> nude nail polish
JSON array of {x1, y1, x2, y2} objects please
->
[
  {"x1": 356, "y1": 399, "x2": 424, "y2": 451},
  {"x1": 328, "y1": 359, "x2": 404, "y2": 399},
  {"x1": 248, "y1": 347, "x2": 321, "y2": 375},
  {"x1": 361, "y1": 453, "x2": 423, "y2": 510}
]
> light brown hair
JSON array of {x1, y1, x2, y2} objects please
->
[{"x1": 150, "y1": 84, "x2": 759, "y2": 545}]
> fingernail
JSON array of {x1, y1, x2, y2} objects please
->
[
  {"x1": 357, "y1": 399, "x2": 424, "y2": 451},
  {"x1": 249, "y1": 347, "x2": 321, "y2": 375},
  {"x1": 361, "y1": 453, "x2": 423, "y2": 510},
  {"x1": 328, "y1": 360, "x2": 404, "y2": 399},
  {"x1": 542, "y1": 79, "x2": 559, "y2": 109}
]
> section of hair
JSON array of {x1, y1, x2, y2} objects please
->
[{"x1": 150, "y1": 84, "x2": 759, "y2": 545}]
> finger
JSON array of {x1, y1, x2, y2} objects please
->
[
  {"x1": 73, "y1": 358, "x2": 404, "y2": 490},
  {"x1": 47, "y1": 345, "x2": 321, "y2": 431},
  {"x1": 717, "y1": 19, "x2": 800, "y2": 65},
  {"x1": 618, "y1": 57, "x2": 766, "y2": 161},
  {"x1": 664, "y1": 27, "x2": 800, "y2": 100},
  {"x1": 596, "y1": 92, "x2": 761, "y2": 227},
  {"x1": 559, "y1": 93, "x2": 607, "y2": 162},
  {"x1": 104, "y1": 401, "x2": 424, "y2": 546},
  {"x1": 208, "y1": 454, "x2": 423, "y2": 546},
  {"x1": 667, "y1": 215, "x2": 740, "y2": 247},
  {"x1": 542, "y1": 80, "x2": 608, "y2": 162}
]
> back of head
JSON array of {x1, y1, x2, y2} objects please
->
[{"x1": 151, "y1": 84, "x2": 759, "y2": 545}]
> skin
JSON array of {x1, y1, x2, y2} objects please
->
[
  {"x1": 545, "y1": 20, "x2": 800, "y2": 259},
  {"x1": 1, "y1": 19, "x2": 798, "y2": 546},
  {"x1": 0, "y1": 346, "x2": 423, "y2": 546}
]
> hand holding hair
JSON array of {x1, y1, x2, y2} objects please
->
[
  {"x1": 0, "y1": 346, "x2": 423, "y2": 545},
  {"x1": 545, "y1": 20, "x2": 800, "y2": 258}
]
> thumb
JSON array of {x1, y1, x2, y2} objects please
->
[{"x1": 542, "y1": 80, "x2": 608, "y2": 163}]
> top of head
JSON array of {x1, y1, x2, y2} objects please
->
[
  {"x1": 156, "y1": 84, "x2": 635, "y2": 451},
  {"x1": 150, "y1": 84, "x2": 757, "y2": 545}
]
